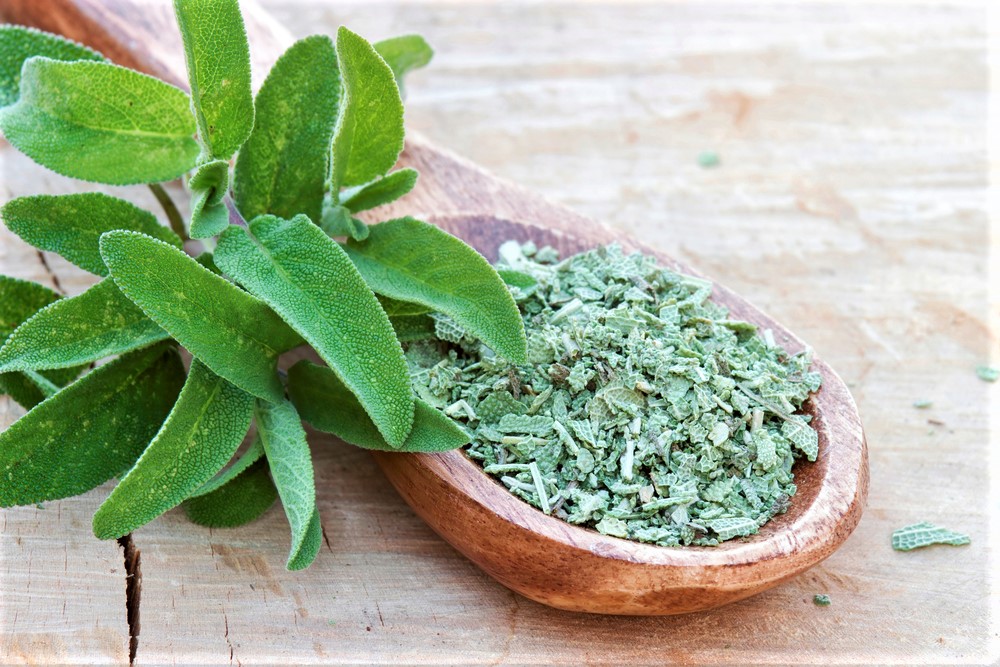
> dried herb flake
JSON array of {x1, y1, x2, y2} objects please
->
[{"x1": 406, "y1": 243, "x2": 822, "y2": 547}]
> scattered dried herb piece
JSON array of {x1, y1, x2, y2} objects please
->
[
  {"x1": 697, "y1": 151, "x2": 720, "y2": 168},
  {"x1": 891, "y1": 522, "x2": 970, "y2": 551},
  {"x1": 911, "y1": 400, "x2": 932, "y2": 409},
  {"x1": 813, "y1": 594, "x2": 831, "y2": 606},
  {"x1": 406, "y1": 243, "x2": 822, "y2": 547},
  {"x1": 975, "y1": 365, "x2": 998, "y2": 383}
]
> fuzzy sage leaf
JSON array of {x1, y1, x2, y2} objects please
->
[
  {"x1": 319, "y1": 203, "x2": 369, "y2": 241},
  {"x1": 0, "y1": 344, "x2": 184, "y2": 507},
  {"x1": 289, "y1": 360, "x2": 468, "y2": 453},
  {"x1": 100, "y1": 231, "x2": 302, "y2": 403},
  {"x1": 0, "y1": 275, "x2": 85, "y2": 408},
  {"x1": 373, "y1": 34, "x2": 433, "y2": 98},
  {"x1": 92, "y1": 360, "x2": 254, "y2": 539},
  {"x1": 344, "y1": 217, "x2": 527, "y2": 363},
  {"x1": 389, "y1": 313, "x2": 436, "y2": 342},
  {"x1": 0, "y1": 277, "x2": 169, "y2": 373},
  {"x1": 188, "y1": 159, "x2": 230, "y2": 239},
  {"x1": 339, "y1": 168, "x2": 418, "y2": 213},
  {"x1": 189, "y1": 437, "x2": 265, "y2": 499},
  {"x1": 183, "y1": 458, "x2": 278, "y2": 528},
  {"x1": 215, "y1": 214, "x2": 414, "y2": 447},
  {"x1": 234, "y1": 35, "x2": 339, "y2": 223},
  {"x1": 377, "y1": 295, "x2": 432, "y2": 316},
  {"x1": 0, "y1": 366, "x2": 83, "y2": 411},
  {"x1": 174, "y1": 0, "x2": 254, "y2": 160},
  {"x1": 0, "y1": 25, "x2": 104, "y2": 107},
  {"x1": 330, "y1": 27, "x2": 404, "y2": 190},
  {"x1": 2, "y1": 193, "x2": 182, "y2": 276},
  {"x1": 0, "y1": 58, "x2": 199, "y2": 184},
  {"x1": 0, "y1": 274, "x2": 60, "y2": 337},
  {"x1": 378, "y1": 295, "x2": 435, "y2": 341},
  {"x1": 254, "y1": 398, "x2": 322, "y2": 570}
]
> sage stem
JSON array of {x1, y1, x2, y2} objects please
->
[{"x1": 148, "y1": 183, "x2": 187, "y2": 242}]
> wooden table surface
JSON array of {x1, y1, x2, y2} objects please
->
[{"x1": 1, "y1": 1, "x2": 995, "y2": 664}]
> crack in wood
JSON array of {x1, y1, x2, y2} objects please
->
[
  {"x1": 222, "y1": 609, "x2": 241, "y2": 666},
  {"x1": 320, "y1": 523, "x2": 333, "y2": 553},
  {"x1": 117, "y1": 535, "x2": 141, "y2": 666}
]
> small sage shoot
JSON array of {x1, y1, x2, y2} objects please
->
[{"x1": 0, "y1": 2, "x2": 524, "y2": 571}]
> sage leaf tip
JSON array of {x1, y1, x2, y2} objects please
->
[{"x1": 91, "y1": 509, "x2": 124, "y2": 541}]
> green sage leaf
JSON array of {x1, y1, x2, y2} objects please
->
[
  {"x1": 0, "y1": 274, "x2": 60, "y2": 336},
  {"x1": 188, "y1": 159, "x2": 230, "y2": 239},
  {"x1": 331, "y1": 27, "x2": 404, "y2": 190},
  {"x1": 100, "y1": 231, "x2": 302, "y2": 403},
  {"x1": 0, "y1": 25, "x2": 104, "y2": 107},
  {"x1": 344, "y1": 217, "x2": 527, "y2": 363},
  {"x1": 373, "y1": 34, "x2": 433, "y2": 97},
  {"x1": 234, "y1": 35, "x2": 339, "y2": 223},
  {"x1": 92, "y1": 360, "x2": 254, "y2": 539},
  {"x1": 21, "y1": 369, "x2": 59, "y2": 397},
  {"x1": 174, "y1": 0, "x2": 254, "y2": 160},
  {"x1": 497, "y1": 269, "x2": 538, "y2": 290},
  {"x1": 0, "y1": 57, "x2": 199, "y2": 184},
  {"x1": 183, "y1": 458, "x2": 277, "y2": 528},
  {"x1": 390, "y1": 314, "x2": 435, "y2": 342},
  {"x1": 290, "y1": 509, "x2": 323, "y2": 571},
  {"x1": 288, "y1": 360, "x2": 468, "y2": 453},
  {"x1": 194, "y1": 251, "x2": 222, "y2": 275},
  {"x1": 319, "y1": 203, "x2": 368, "y2": 241},
  {"x1": 189, "y1": 437, "x2": 264, "y2": 498},
  {"x1": 340, "y1": 168, "x2": 417, "y2": 213},
  {"x1": 0, "y1": 275, "x2": 84, "y2": 408},
  {"x1": 378, "y1": 294, "x2": 435, "y2": 341},
  {"x1": 377, "y1": 295, "x2": 432, "y2": 316},
  {"x1": 254, "y1": 398, "x2": 321, "y2": 570},
  {"x1": 2, "y1": 193, "x2": 182, "y2": 276},
  {"x1": 0, "y1": 277, "x2": 169, "y2": 373},
  {"x1": 0, "y1": 344, "x2": 184, "y2": 507},
  {"x1": 0, "y1": 365, "x2": 83, "y2": 411},
  {"x1": 215, "y1": 214, "x2": 414, "y2": 447}
]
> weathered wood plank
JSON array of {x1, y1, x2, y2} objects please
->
[
  {"x1": 0, "y1": 403, "x2": 129, "y2": 665},
  {"x1": 1, "y1": 0, "x2": 993, "y2": 663}
]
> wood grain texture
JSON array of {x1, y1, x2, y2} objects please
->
[{"x1": 0, "y1": 0, "x2": 993, "y2": 663}]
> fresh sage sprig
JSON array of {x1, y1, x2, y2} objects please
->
[{"x1": 0, "y1": 0, "x2": 526, "y2": 571}]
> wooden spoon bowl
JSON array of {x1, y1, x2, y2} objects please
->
[{"x1": 371, "y1": 213, "x2": 868, "y2": 616}]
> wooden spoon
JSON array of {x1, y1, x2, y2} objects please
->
[{"x1": 2, "y1": 0, "x2": 868, "y2": 616}]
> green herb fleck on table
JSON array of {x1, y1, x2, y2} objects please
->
[
  {"x1": 912, "y1": 400, "x2": 932, "y2": 409},
  {"x1": 697, "y1": 151, "x2": 721, "y2": 168},
  {"x1": 891, "y1": 522, "x2": 970, "y2": 551},
  {"x1": 0, "y1": 2, "x2": 526, "y2": 571},
  {"x1": 405, "y1": 242, "x2": 822, "y2": 547},
  {"x1": 813, "y1": 594, "x2": 831, "y2": 606},
  {"x1": 975, "y1": 365, "x2": 998, "y2": 382}
]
